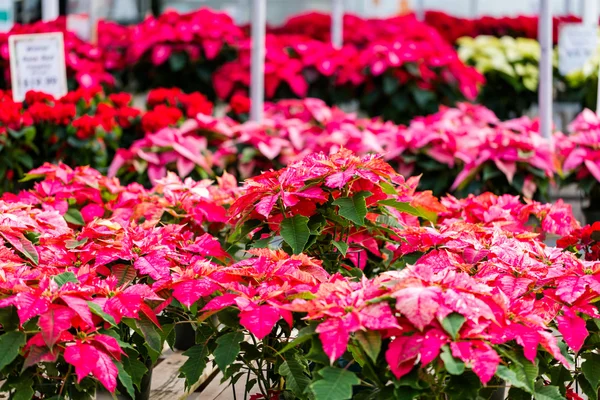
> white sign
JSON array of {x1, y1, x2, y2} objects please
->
[
  {"x1": 558, "y1": 24, "x2": 598, "y2": 76},
  {"x1": 8, "y1": 33, "x2": 68, "y2": 102},
  {"x1": 0, "y1": 0, "x2": 14, "y2": 32}
]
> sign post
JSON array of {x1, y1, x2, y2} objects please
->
[
  {"x1": 469, "y1": 0, "x2": 478, "y2": 18},
  {"x1": 250, "y1": 0, "x2": 266, "y2": 122},
  {"x1": 8, "y1": 32, "x2": 68, "y2": 102},
  {"x1": 42, "y1": 0, "x2": 60, "y2": 21},
  {"x1": 332, "y1": 0, "x2": 344, "y2": 49},
  {"x1": 538, "y1": 0, "x2": 553, "y2": 139},
  {"x1": 0, "y1": 0, "x2": 13, "y2": 32},
  {"x1": 414, "y1": 0, "x2": 424, "y2": 21}
]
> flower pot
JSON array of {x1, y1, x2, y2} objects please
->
[
  {"x1": 174, "y1": 323, "x2": 196, "y2": 351},
  {"x1": 489, "y1": 386, "x2": 507, "y2": 400},
  {"x1": 116, "y1": 358, "x2": 153, "y2": 400}
]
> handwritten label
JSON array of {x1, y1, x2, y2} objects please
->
[
  {"x1": 8, "y1": 32, "x2": 68, "y2": 102},
  {"x1": 559, "y1": 24, "x2": 598, "y2": 76}
]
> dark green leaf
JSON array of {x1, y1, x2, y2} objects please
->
[
  {"x1": 123, "y1": 354, "x2": 148, "y2": 391},
  {"x1": 310, "y1": 367, "x2": 360, "y2": 400},
  {"x1": 278, "y1": 324, "x2": 317, "y2": 355},
  {"x1": 332, "y1": 191, "x2": 371, "y2": 226},
  {"x1": 0, "y1": 307, "x2": 19, "y2": 331},
  {"x1": 354, "y1": 330, "x2": 381, "y2": 363},
  {"x1": 534, "y1": 386, "x2": 566, "y2": 400},
  {"x1": 116, "y1": 361, "x2": 135, "y2": 399},
  {"x1": 582, "y1": 353, "x2": 600, "y2": 391},
  {"x1": 214, "y1": 331, "x2": 244, "y2": 371},
  {"x1": 279, "y1": 356, "x2": 311, "y2": 397},
  {"x1": 180, "y1": 345, "x2": 208, "y2": 389},
  {"x1": 332, "y1": 241, "x2": 349, "y2": 257},
  {"x1": 441, "y1": 313, "x2": 465, "y2": 340},
  {"x1": 280, "y1": 215, "x2": 310, "y2": 254},
  {"x1": 440, "y1": 345, "x2": 465, "y2": 375},
  {"x1": 64, "y1": 208, "x2": 84, "y2": 226},
  {"x1": 53, "y1": 272, "x2": 79, "y2": 287},
  {"x1": 88, "y1": 301, "x2": 117, "y2": 327},
  {"x1": 135, "y1": 319, "x2": 163, "y2": 353},
  {"x1": 169, "y1": 52, "x2": 188, "y2": 71},
  {"x1": 0, "y1": 331, "x2": 26, "y2": 370},
  {"x1": 12, "y1": 378, "x2": 34, "y2": 400}
]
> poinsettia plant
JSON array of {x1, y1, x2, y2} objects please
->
[
  {"x1": 128, "y1": 8, "x2": 242, "y2": 98},
  {"x1": 0, "y1": 163, "x2": 235, "y2": 399},
  {"x1": 172, "y1": 149, "x2": 594, "y2": 400}
]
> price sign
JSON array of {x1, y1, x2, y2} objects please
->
[
  {"x1": 8, "y1": 32, "x2": 68, "y2": 102},
  {"x1": 558, "y1": 23, "x2": 598, "y2": 76}
]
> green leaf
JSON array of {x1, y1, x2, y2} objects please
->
[
  {"x1": 87, "y1": 301, "x2": 117, "y2": 327},
  {"x1": 440, "y1": 345, "x2": 465, "y2": 375},
  {"x1": 0, "y1": 307, "x2": 19, "y2": 331},
  {"x1": 65, "y1": 238, "x2": 87, "y2": 249},
  {"x1": 180, "y1": 345, "x2": 208, "y2": 389},
  {"x1": 496, "y1": 360, "x2": 537, "y2": 394},
  {"x1": 278, "y1": 324, "x2": 317, "y2": 355},
  {"x1": 332, "y1": 191, "x2": 371, "y2": 226},
  {"x1": 64, "y1": 208, "x2": 84, "y2": 226},
  {"x1": 123, "y1": 354, "x2": 148, "y2": 391},
  {"x1": 169, "y1": 52, "x2": 188, "y2": 71},
  {"x1": 332, "y1": 241, "x2": 349, "y2": 257},
  {"x1": 354, "y1": 330, "x2": 381, "y2": 363},
  {"x1": 135, "y1": 319, "x2": 163, "y2": 353},
  {"x1": 445, "y1": 372, "x2": 482, "y2": 400},
  {"x1": 0, "y1": 331, "x2": 26, "y2": 370},
  {"x1": 280, "y1": 215, "x2": 311, "y2": 255},
  {"x1": 214, "y1": 331, "x2": 244, "y2": 371},
  {"x1": 380, "y1": 182, "x2": 398, "y2": 195},
  {"x1": 378, "y1": 199, "x2": 437, "y2": 222},
  {"x1": 116, "y1": 361, "x2": 135, "y2": 399},
  {"x1": 383, "y1": 74, "x2": 399, "y2": 95},
  {"x1": 310, "y1": 367, "x2": 360, "y2": 400},
  {"x1": 534, "y1": 386, "x2": 566, "y2": 400},
  {"x1": 441, "y1": 313, "x2": 465, "y2": 340},
  {"x1": 583, "y1": 353, "x2": 600, "y2": 390},
  {"x1": 12, "y1": 378, "x2": 34, "y2": 400},
  {"x1": 53, "y1": 272, "x2": 79, "y2": 287},
  {"x1": 279, "y1": 355, "x2": 311, "y2": 397},
  {"x1": 112, "y1": 264, "x2": 137, "y2": 286},
  {"x1": 411, "y1": 88, "x2": 437, "y2": 108}
]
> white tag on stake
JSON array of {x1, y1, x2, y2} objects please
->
[
  {"x1": 8, "y1": 32, "x2": 68, "y2": 102},
  {"x1": 558, "y1": 23, "x2": 598, "y2": 76}
]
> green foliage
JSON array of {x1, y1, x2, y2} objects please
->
[
  {"x1": 310, "y1": 367, "x2": 360, "y2": 400},
  {"x1": 281, "y1": 215, "x2": 311, "y2": 255}
]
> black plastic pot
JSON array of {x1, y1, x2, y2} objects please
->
[
  {"x1": 174, "y1": 323, "x2": 196, "y2": 351},
  {"x1": 116, "y1": 358, "x2": 153, "y2": 400}
]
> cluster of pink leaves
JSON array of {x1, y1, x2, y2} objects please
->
[
  {"x1": 203, "y1": 149, "x2": 586, "y2": 385},
  {"x1": 213, "y1": 15, "x2": 483, "y2": 102},
  {"x1": 0, "y1": 163, "x2": 237, "y2": 391},
  {"x1": 109, "y1": 98, "x2": 556, "y2": 198},
  {"x1": 555, "y1": 108, "x2": 600, "y2": 184},
  {"x1": 127, "y1": 8, "x2": 244, "y2": 67},
  {"x1": 0, "y1": 147, "x2": 588, "y2": 391}
]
